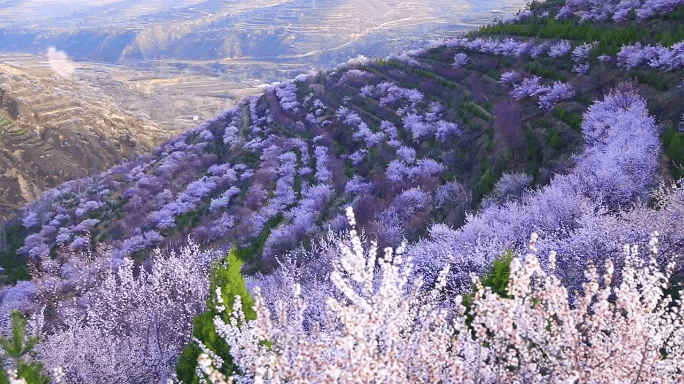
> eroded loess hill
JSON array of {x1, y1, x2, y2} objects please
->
[{"x1": 0, "y1": 60, "x2": 168, "y2": 220}]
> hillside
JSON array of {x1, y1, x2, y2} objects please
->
[
  {"x1": 1, "y1": 0, "x2": 684, "y2": 382},
  {"x1": 0, "y1": 59, "x2": 169, "y2": 220}
]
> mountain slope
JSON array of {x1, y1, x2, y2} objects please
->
[
  {"x1": 0, "y1": 60, "x2": 168, "y2": 220},
  {"x1": 1, "y1": 0, "x2": 684, "y2": 382},
  {"x1": 5, "y1": 0, "x2": 684, "y2": 281}
]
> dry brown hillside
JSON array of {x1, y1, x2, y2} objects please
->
[{"x1": 0, "y1": 60, "x2": 168, "y2": 219}]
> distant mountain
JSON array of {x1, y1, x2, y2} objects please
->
[{"x1": 0, "y1": 0, "x2": 530, "y2": 69}]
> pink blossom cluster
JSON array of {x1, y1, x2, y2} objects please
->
[
  {"x1": 402, "y1": 113, "x2": 431, "y2": 141},
  {"x1": 613, "y1": 0, "x2": 642, "y2": 21},
  {"x1": 548, "y1": 40, "x2": 572, "y2": 58},
  {"x1": 385, "y1": 158, "x2": 446, "y2": 184},
  {"x1": 557, "y1": 0, "x2": 684, "y2": 22},
  {"x1": 360, "y1": 81, "x2": 424, "y2": 110},
  {"x1": 39, "y1": 241, "x2": 215, "y2": 383},
  {"x1": 510, "y1": 76, "x2": 549, "y2": 98},
  {"x1": 501, "y1": 9, "x2": 533, "y2": 24},
  {"x1": 347, "y1": 149, "x2": 367, "y2": 166},
  {"x1": 272, "y1": 82, "x2": 299, "y2": 113},
  {"x1": 74, "y1": 200, "x2": 105, "y2": 217},
  {"x1": 222, "y1": 125, "x2": 241, "y2": 149},
  {"x1": 499, "y1": 70, "x2": 521, "y2": 86},
  {"x1": 115, "y1": 229, "x2": 164, "y2": 257},
  {"x1": 262, "y1": 184, "x2": 331, "y2": 262},
  {"x1": 509, "y1": 77, "x2": 574, "y2": 110},
  {"x1": 352, "y1": 121, "x2": 385, "y2": 147},
  {"x1": 451, "y1": 37, "x2": 535, "y2": 57},
  {"x1": 313, "y1": 146, "x2": 332, "y2": 184},
  {"x1": 22, "y1": 210, "x2": 38, "y2": 229},
  {"x1": 148, "y1": 176, "x2": 218, "y2": 229},
  {"x1": 617, "y1": 41, "x2": 684, "y2": 69},
  {"x1": 380, "y1": 120, "x2": 401, "y2": 147},
  {"x1": 538, "y1": 81, "x2": 575, "y2": 110},
  {"x1": 572, "y1": 42, "x2": 596, "y2": 73},
  {"x1": 268, "y1": 152, "x2": 298, "y2": 213},
  {"x1": 336, "y1": 69, "x2": 370, "y2": 85},
  {"x1": 452, "y1": 52, "x2": 469, "y2": 67},
  {"x1": 434, "y1": 120, "x2": 461, "y2": 143},
  {"x1": 636, "y1": 0, "x2": 684, "y2": 21},
  {"x1": 209, "y1": 186, "x2": 241, "y2": 213},
  {"x1": 396, "y1": 145, "x2": 417, "y2": 163},
  {"x1": 344, "y1": 175, "x2": 375, "y2": 195}
]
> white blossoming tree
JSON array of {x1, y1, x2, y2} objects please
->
[{"x1": 197, "y1": 208, "x2": 684, "y2": 383}]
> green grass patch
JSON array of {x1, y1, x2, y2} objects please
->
[
  {"x1": 175, "y1": 249, "x2": 257, "y2": 383},
  {"x1": 0, "y1": 222, "x2": 30, "y2": 286},
  {"x1": 473, "y1": 17, "x2": 684, "y2": 56},
  {"x1": 662, "y1": 127, "x2": 684, "y2": 181},
  {"x1": 463, "y1": 102, "x2": 490, "y2": 121},
  {"x1": 525, "y1": 63, "x2": 566, "y2": 81},
  {"x1": 553, "y1": 107, "x2": 582, "y2": 131},
  {"x1": 630, "y1": 70, "x2": 669, "y2": 91}
]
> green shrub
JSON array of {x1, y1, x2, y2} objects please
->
[
  {"x1": 0, "y1": 311, "x2": 51, "y2": 384},
  {"x1": 474, "y1": 158, "x2": 502, "y2": 200},
  {"x1": 525, "y1": 63, "x2": 566, "y2": 81},
  {"x1": 662, "y1": 127, "x2": 684, "y2": 180},
  {"x1": 176, "y1": 249, "x2": 257, "y2": 384},
  {"x1": 630, "y1": 70, "x2": 669, "y2": 91},
  {"x1": 462, "y1": 250, "x2": 513, "y2": 328},
  {"x1": 546, "y1": 126, "x2": 564, "y2": 150},
  {"x1": 553, "y1": 108, "x2": 582, "y2": 131},
  {"x1": 0, "y1": 222, "x2": 30, "y2": 286}
]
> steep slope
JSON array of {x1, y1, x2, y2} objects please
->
[{"x1": 0, "y1": 59, "x2": 168, "y2": 220}]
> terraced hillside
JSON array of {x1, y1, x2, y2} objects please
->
[
  {"x1": 0, "y1": 60, "x2": 168, "y2": 219},
  {"x1": 6, "y1": 0, "x2": 684, "y2": 278},
  {"x1": 1, "y1": 0, "x2": 684, "y2": 382}
]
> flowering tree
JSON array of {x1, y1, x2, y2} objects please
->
[
  {"x1": 396, "y1": 146, "x2": 417, "y2": 164},
  {"x1": 22, "y1": 211, "x2": 38, "y2": 230},
  {"x1": 273, "y1": 83, "x2": 299, "y2": 113},
  {"x1": 313, "y1": 146, "x2": 332, "y2": 184},
  {"x1": 572, "y1": 42, "x2": 595, "y2": 73},
  {"x1": 484, "y1": 172, "x2": 531, "y2": 206},
  {"x1": 199, "y1": 209, "x2": 684, "y2": 384},
  {"x1": 39, "y1": 241, "x2": 215, "y2": 383},
  {"x1": 434, "y1": 121, "x2": 461, "y2": 143},
  {"x1": 511, "y1": 76, "x2": 548, "y2": 99},
  {"x1": 538, "y1": 81, "x2": 575, "y2": 110},
  {"x1": 453, "y1": 52, "x2": 469, "y2": 67},
  {"x1": 499, "y1": 70, "x2": 521, "y2": 86},
  {"x1": 548, "y1": 40, "x2": 572, "y2": 58}
]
